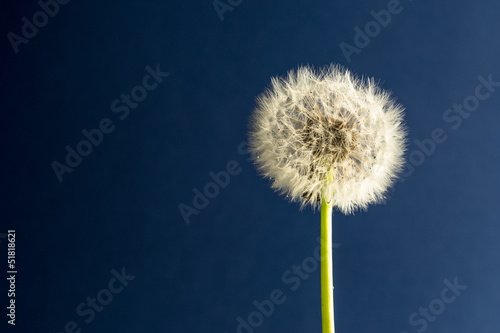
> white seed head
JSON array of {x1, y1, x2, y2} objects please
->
[{"x1": 248, "y1": 64, "x2": 407, "y2": 214}]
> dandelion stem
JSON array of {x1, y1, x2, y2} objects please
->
[{"x1": 321, "y1": 196, "x2": 335, "y2": 333}]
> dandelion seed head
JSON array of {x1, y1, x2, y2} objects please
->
[{"x1": 248, "y1": 64, "x2": 407, "y2": 214}]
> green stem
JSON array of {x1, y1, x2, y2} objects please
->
[{"x1": 321, "y1": 198, "x2": 335, "y2": 333}]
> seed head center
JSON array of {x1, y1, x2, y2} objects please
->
[{"x1": 302, "y1": 117, "x2": 356, "y2": 163}]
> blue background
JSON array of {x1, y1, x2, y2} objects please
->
[{"x1": 1, "y1": 0, "x2": 499, "y2": 332}]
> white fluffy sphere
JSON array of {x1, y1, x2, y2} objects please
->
[{"x1": 248, "y1": 64, "x2": 407, "y2": 214}]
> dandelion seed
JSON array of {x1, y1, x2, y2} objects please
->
[{"x1": 248, "y1": 64, "x2": 406, "y2": 214}]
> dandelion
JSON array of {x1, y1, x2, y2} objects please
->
[{"x1": 248, "y1": 64, "x2": 407, "y2": 332}]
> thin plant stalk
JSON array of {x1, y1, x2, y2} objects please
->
[{"x1": 321, "y1": 196, "x2": 335, "y2": 333}]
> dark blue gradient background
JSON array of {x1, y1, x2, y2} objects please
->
[{"x1": 1, "y1": 1, "x2": 500, "y2": 332}]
